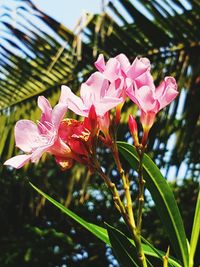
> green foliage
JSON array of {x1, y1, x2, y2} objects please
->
[
  {"x1": 0, "y1": 164, "x2": 198, "y2": 266},
  {"x1": 30, "y1": 182, "x2": 184, "y2": 267},
  {"x1": 29, "y1": 182, "x2": 110, "y2": 245},
  {"x1": 189, "y1": 189, "x2": 200, "y2": 267},
  {"x1": 105, "y1": 223, "x2": 140, "y2": 267}
]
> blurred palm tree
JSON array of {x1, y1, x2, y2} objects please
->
[{"x1": 0, "y1": 0, "x2": 199, "y2": 180}]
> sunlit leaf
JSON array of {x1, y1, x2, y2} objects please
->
[
  {"x1": 30, "y1": 182, "x2": 181, "y2": 266},
  {"x1": 189, "y1": 188, "x2": 200, "y2": 267}
]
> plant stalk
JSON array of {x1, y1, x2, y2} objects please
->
[
  {"x1": 163, "y1": 247, "x2": 170, "y2": 267},
  {"x1": 136, "y1": 147, "x2": 145, "y2": 231},
  {"x1": 111, "y1": 142, "x2": 147, "y2": 267},
  {"x1": 93, "y1": 159, "x2": 127, "y2": 217},
  {"x1": 111, "y1": 141, "x2": 136, "y2": 229}
]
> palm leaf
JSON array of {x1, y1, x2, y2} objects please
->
[{"x1": 0, "y1": 0, "x2": 199, "y2": 181}]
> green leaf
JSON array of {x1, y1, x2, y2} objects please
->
[
  {"x1": 29, "y1": 182, "x2": 109, "y2": 244},
  {"x1": 141, "y1": 237, "x2": 176, "y2": 267},
  {"x1": 118, "y1": 141, "x2": 189, "y2": 267},
  {"x1": 106, "y1": 224, "x2": 180, "y2": 267},
  {"x1": 105, "y1": 223, "x2": 140, "y2": 267},
  {"x1": 30, "y1": 182, "x2": 181, "y2": 266},
  {"x1": 189, "y1": 188, "x2": 200, "y2": 267}
]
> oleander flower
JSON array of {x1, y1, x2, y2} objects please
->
[
  {"x1": 95, "y1": 53, "x2": 152, "y2": 90},
  {"x1": 95, "y1": 53, "x2": 130, "y2": 82},
  {"x1": 4, "y1": 96, "x2": 70, "y2": 169},
  {"x1": 60, "y1": 72, "x2": 123, "y2": 117},
  {"x1": 126, "y1": 76, "x2": 178, "y2": 143}
]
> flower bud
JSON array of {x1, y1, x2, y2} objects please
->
[
  {"x1": 140, "y1": 111, "x2": 156, "y2": 146},
  {"x1": 88, "y1": 105, "x2": 97, "y2": 128},
  {"x1": 128, "y1": 115, "x2": 139, "y2": 147},
  {"x1": 99, "y1": 112, "x2": 112, "y2": 146},
  {"x1": 84, "y1": 105, "x2": 98, "y2": 136}
]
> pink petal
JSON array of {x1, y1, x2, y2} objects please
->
[
  {"x1": 134, "y1": 71, "x2": 155, "y2": 90},
  {"x1": 4, "y1": 154, "x2": 32, "y2": 169},
  {"x1": 126, "y1": 80, "x2": 140, "y2": 107},
  {"x1": 15, "y1": 120, "x2": 41, "y2": 152},
  {"x1": 38, "y1": 96, "x2": 52, "y2": 123},
  {"x1": 135, "y1": 85, "x2": 159, "y2": 113},
  {"x1": 49, "y1": 137, "x2": 71, "y2": 157},
  {"x1": 81, "y1": 72, "x2": 109, "y2": 105},
  {"x1": 31, "y1": 144, "x2": 52, "y2": 163},
  {"x1": 95, "y1": 97, "x2": 123, "y2": 116},
  {"x1": 52, "y1": 103, "x2": 68, "y2": 129},
  {"x1": 127, "y1": 57, "x2": 151, "y2": 80},
  {"x1": 156, "y1": 77, "x2": 178, "y2": 110},
  {"x1": 106, "y1": 79, "x2": 124, "y2": 99},
  {"x1": 115, "y1": 53, "x2": 130, "y2": 72},
  {"x1": 155, "y1": 76, "x2": 177, "y2": 98},
  {"x1": 103, "y1": 58, "x2": 120, "y2": 82},
  {"x1": 60, "y1": 85, "x2": 88, "y2": 116},
  {"x1": 98, "y1": 112, "x2": 110, "y2": 135},
  {"x1": 94, "y1": 54, "x2": 106, "y2": 72}
]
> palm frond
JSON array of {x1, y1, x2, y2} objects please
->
[{"x1": 0, "y1": 0, "x2": 199, "y2": 180}]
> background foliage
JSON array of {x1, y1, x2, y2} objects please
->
[{"x1": 0, "y1": 0, "x2": 199, "y2": 266}]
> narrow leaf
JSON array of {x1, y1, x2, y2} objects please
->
[
  {"x1": 105, "y1": 223, "x2": 140, "y2": 267},
  {"x1": 141, "y1": 237, "x2": 179, "y2": 267},
  {"x1": 189, "y1": 188, "x2": 200, "y2": 267},
  {"x1": 29, "y1": 182, "x2": 109, "y2": 244},
  {"x1": 30, "y1": 183, "x2": 181, "y2": 266}
]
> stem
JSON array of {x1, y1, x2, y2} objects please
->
[
  {"x1": 111, "y1": 141, "x2": 136, "y2": 229},
  {"x1": 93, "y1": 159, "x2": 127, "y2": 217},
  {"x1": 136, "y1": 147, "x2": 145, "y2": 231},
  {"x1": 163, "y1": 247, "x2": 170, "y2": 267},
  {"x1": 111, "y1": 141, "x2": 147, "y2": 267}
]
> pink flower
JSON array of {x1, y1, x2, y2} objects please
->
[
  {"x1": 4, "y1": 96, "x2": 69, "y2": 169},
  {"x1": 95, "y1": 53, "x2": 130, "y2": 82},
  {"x1": 95, "y1": 54, "x2": 153, "y2": 101},
  {"x1": 60, "y1": 72, "x2": 123, "y2": 117},
  {"x1": 95, "y1": 54, "x2": 151, "y2": 82},
  {"x1": 126, "y1": 76, "x2": 179, "y2": 132}
]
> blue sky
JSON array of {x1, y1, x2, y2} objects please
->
[
  {"x1": 32, "y1": 0, "x2": 102, "y2": 29},
  {"x1": 1, "y1": 0, "x2": 102, "y2": 30}
]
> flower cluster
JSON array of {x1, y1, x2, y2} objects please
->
[{"x1": 4, "y1": 54, "x2": 178, "y2": 169}]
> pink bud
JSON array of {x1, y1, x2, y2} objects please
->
[
  {"x1": 140, "y1": 111, "x2": 156, "y2": 146},
  {"x1": 99, "y1": 112, "x2": 112, "y2": 146},
  {"x1": 84, "y1": 105, "x2": 98, "y2": 134},
  {"x1": 88, "y1": 105, "x2": 97, "y2": 129},
  {"x1": 128, "y1": 115, "x2": 139, "y2": 147},
  {"x1": 140, "y1": 111, "x2": 156, "y2": 131}
]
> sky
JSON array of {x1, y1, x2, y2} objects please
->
[
  {"x1": 31, "y1": 0, "x2": 102, "y2": 29},
  {"x1": 0, "y1": 0, "x2": 102, "y2": 30}
]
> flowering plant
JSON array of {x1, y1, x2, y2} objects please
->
[{"x1": 4, "y1": 54, "x2": 199, "y2": 267}]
